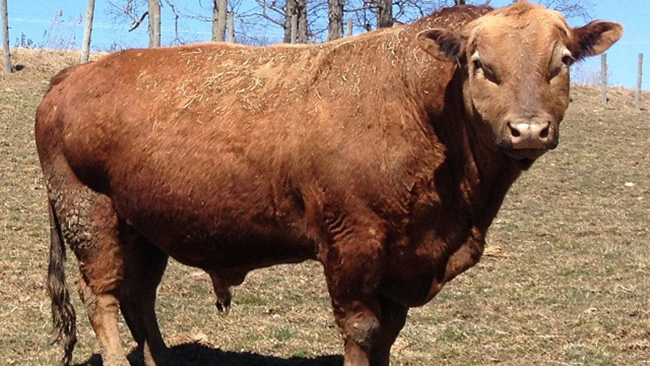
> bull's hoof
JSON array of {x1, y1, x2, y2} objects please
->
[
  {"x1": 215, "y1": 298, "x2": 231, "y2": 314},
  {"x1": 103, "y1": 354, "x2": 131, "y2": 366},
  {"x1": 143, "y1": 342, "x2": 170, "y2": 366}
]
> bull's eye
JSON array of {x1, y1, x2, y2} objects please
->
[
  {"x1": 561, "y1": 55, "x2": 574, "y2": 67},
  {"x1": 473, "y1": 59, "x2": 483, "y2": 72},
  {"x1": 473, "y1": 59, "x2": 500, "y2": 84}
]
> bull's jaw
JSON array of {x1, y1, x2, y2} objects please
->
[
  {"x1": 502, "y1": 148, "x2": 549, "y2": 170},
  {"x1": 512, "y1": 157, "x2": 536, "y2": 171}
]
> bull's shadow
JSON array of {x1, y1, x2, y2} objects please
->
[{"x1": 74, "y1": 342, "x2": 343, "y2": 366}]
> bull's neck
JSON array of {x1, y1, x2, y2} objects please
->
[
  {"x1": 416, "y1": 65, "x2": 521, "y2": 234},
  {"x1": 324, "y1": 26, "x2": 521, "y2": 233}
]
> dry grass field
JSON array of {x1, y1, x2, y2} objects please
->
[{"x1": 1, "y1": 49, "x2": 649, "y2": 366}]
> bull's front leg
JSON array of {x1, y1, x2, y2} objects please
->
[
  {"x1": 327, "y1": 293, "x2": 409, "y2": 366},
  {"x1": 319, "y1": 213, "x2": 406, "y2": 366}
]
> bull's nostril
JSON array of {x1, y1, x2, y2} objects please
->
[
  {"x1": 540, "y1": 125, "x2": 549, "y2": 139},
  {"x1": 508, "y1": 123, "x2": 521, "y2": 137}
]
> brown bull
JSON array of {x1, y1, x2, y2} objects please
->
[{"x1": 36, "y1": 2, "x2": 621, "y2": 366}]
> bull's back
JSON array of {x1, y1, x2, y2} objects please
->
[{"x1": 44, "y1": 41, "x2": 401, "y2": 203}]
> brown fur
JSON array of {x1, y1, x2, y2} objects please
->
[{"x1": 36, "y1": 3, "x2": 621, "y2": 366}]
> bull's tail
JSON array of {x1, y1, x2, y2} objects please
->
[{"x1": 47, "y1": 200, "x2": 77, "y2": 366}]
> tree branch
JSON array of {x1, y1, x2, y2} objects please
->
[
  {"x1": 162, "y1": 0, "x2": 184, "y2": 44},
  {"x1": 128, "y1": 11, "x2": 149, "y2": 31}
]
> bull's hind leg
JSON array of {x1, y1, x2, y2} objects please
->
[
  {"x1": 50, "y1": 185, "x2": 130, "y2": 366},
  {"x1": 118, "y1": 226, "x2": 169, "y2": 366}
]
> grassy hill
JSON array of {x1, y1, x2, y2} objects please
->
[{"x1": 1, "y1": 49, "x2": 649, "y2": 366}]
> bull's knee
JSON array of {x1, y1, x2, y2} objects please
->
[
  {"x1": 337, "y1": 302, "x2": 381, "y2": 352},
  {"x1": 345, "y1": 313, "x2": 380, "y2": 352}
]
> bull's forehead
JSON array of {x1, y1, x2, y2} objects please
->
[{"x1": 464, "y1": 3, "x2": 571, "y2": 62}]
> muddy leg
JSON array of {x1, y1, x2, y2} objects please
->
[
  {"x1": 119, "y1": 227, "x2": 169, "y2": 366},
  {"x1": 59, "y1": 190, "x2": 129, "y2": 366},
  {"x1": 77, "y1": 276, "x2": 128, "y2": 366}
]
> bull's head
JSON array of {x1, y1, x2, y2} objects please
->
[{"x1": 416, "y1": 2, "x2": 623, "y2": 169}]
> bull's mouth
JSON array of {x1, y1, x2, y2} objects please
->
[{"x1": 503, "y1": 148, "x2": 548, "y2": 170}]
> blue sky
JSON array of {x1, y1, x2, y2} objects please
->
[{"x1": 4, "y1": 0, "x2": 649, "y2": 90}]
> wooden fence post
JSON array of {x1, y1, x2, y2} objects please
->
[
  {"x1": 601, "y1": 54, "x2": 607, "y2": 104},
  {"x1": 80, "y1": 0, "x2": 95, "y2": 63},
  {"x1": 148, "y1": 0, "x2": 161, "y2": 48},
  {"x1": 346, "y1": 18, "x2": 353, "y2": 37},
  {"x1": 1, "y1": 0, "x2": 10, "y2": 73},
  {"x1": 291, "y1": 15, "x2": 298, "y2": 44},
  {"x1": 227, "y1": 12, "x2": 235, "y2": 43},
  {"x1": 637, "y1": 53, "x2": 643, "y2": 109}
]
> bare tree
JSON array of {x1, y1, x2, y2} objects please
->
[
  {"x1": 106, "y1": 0, "x2": 592, "y2": 48},
  {"x1": 327, "y1": 0, "x2": 344, "y2": 40},
  {"x1": 283, "y1": 0, "x2": 308, "y2": 43},
  {"x1": 1, "y1": 0, "x2": 10, "y2": 72},
  {"x1": 148, "y1": 0, "x2": 161, "y2": 47},
  {"x1": 376, "y1": 0, "x2": 393, "y2": 28},
  {"x1": 295, "y1": 0, "x2": 309, "y2": 43},
  {"x1": 212, "y1": 0, "x2": 228, "y2": 41},
  {"x1": 108, "y1": 0, "x2": 148, "y2": 32},
  {"x1": 342, "y1": 0, "x2": 590, "y2": 32},
  {"x1": 283, "y1": 0, "x2": 295, "y2": 42},
  {"x1": 80, "y1": 0, "x2": 96, "y2": 62},
  {"x1": 539, "y1": 0, "x2": 592, "y2": 20}
]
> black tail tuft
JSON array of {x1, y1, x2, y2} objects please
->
[{"x1": 47, "y1": 201, "x2": 77, "y2": 366}]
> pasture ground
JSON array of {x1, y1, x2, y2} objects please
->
[{"x1": 1, "y1": 49, "x2": 649, "y2": 365}]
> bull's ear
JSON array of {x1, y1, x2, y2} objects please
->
[
  {"x1": 416, "y1": 28, "x2": 465, "y2": 61},
  {"x1": 571, "y1": 21, "x2": 623, "y2": 60}
]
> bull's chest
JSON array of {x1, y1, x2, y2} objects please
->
[{"x1": 380, "y1": 224, "x2": 485, "y2": 307}]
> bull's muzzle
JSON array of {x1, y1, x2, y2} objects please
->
[
  {"x1": 498, "y1": 114, "x2": 559, "y2": 169},
  {"x1": 503, "y1": 114, "x2": 559, "y2": 150}
]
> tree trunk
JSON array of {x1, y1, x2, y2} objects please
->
[
  {"x1": 377, "y1": 0, "x2": 393, "y2": 28},
  {"x1": 284, "y1": 0, "x2": 307, "y2": 43},
  {"x1": 327, "y1": 0, "x2": 344, "y2": 41},
  {"x1": 148, "y1": 0, "x2": 161, "y2": 47},
  {"x1": 283, "y1": 0, "x2": 295, "y2": 43},
  {"x1": 296, "y1": 0, "x2": 308, "y2": 43},
  {"x1": 80, "y1": 0, "x2": 95, "y2": 63},
  {"x1": 455, "y1": 0, "x2": 466, "y2": 5},
  {"x1": 212, "y1": 0, "x2": 228, "y2": 42},
  {"x1": 1, "y1": 0, "x2": 10, "y2": 73},
  {"x1": 290, "y1": 15, "x2": 298, "y2": 44}
]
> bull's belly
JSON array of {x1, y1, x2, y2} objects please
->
[
  {"x1": 106, "y1": 175, "x2": 314, "y2": 271},
  {"x1": 122, "y1": 204, "x2": 316, "y2": 271},
  {"x1": 92, "y1": 137, "x2": 316, "y2": 270},
  {"x1": 150, "y1": 228, "x2": 315, "y2": 271}
]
